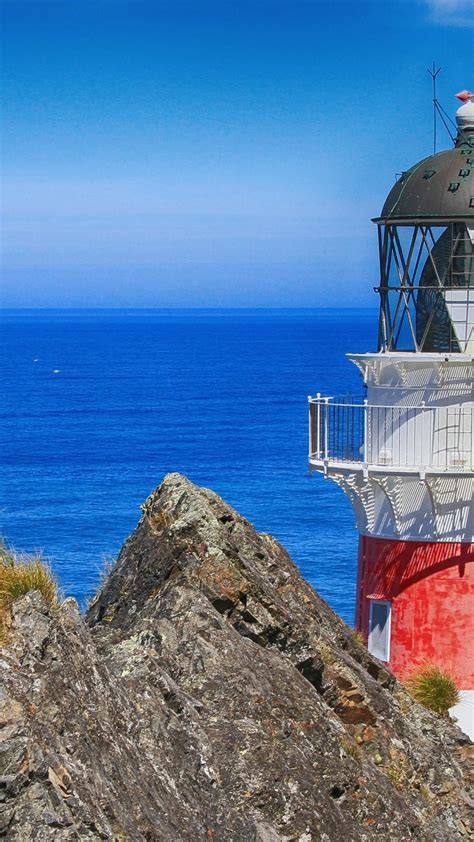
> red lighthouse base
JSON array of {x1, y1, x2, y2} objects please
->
[{"x1": 356, "y1": 535, "x2": 474, "y2": 687}]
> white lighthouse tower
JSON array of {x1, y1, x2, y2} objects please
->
[{"x1": 308, "y1": 92, "x2": 474, "y2": 737}]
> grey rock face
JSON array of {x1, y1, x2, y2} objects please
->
[{"x1": 1, "y1": 473, "x2": 473, "y2": 840}]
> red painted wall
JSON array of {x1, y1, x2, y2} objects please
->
[{"x1": 356, "y1": 535, "x2": 474, "y2": 687}]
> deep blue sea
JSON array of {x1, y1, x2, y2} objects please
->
[{"x1": 1, "y1": 308, "x2": 377, "y2": 625}]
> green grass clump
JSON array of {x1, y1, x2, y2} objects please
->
[
  {"x1": 405, "y1": 663, "x2": 460, "y2": 716},
  {"x1": 0, "y1": 544, "x2": 59, "y2": 640}
]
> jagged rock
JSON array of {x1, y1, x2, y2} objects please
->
[{"x1": 1, "y1": 473, "x2": 473, "y2": 840}]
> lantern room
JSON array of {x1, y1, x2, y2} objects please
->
[{"x1": 374, "y1": 94, "x2": 474, "y2": 354}]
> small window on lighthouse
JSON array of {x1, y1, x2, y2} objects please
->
[{"x1": 368, "y1": 600, "x2": 391, "y2": 662}]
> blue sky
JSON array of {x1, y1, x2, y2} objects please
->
[{"x1": 2, "y1": 0, "x2": 473, "y2": 307}]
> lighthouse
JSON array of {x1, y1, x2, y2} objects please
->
[{"x1": 308, "y1": 92, "x2": 474, "y2": 736}]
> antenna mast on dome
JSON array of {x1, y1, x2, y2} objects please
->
[{"x1": 428, "y1": 61, "x2": 442, "y2": 154}]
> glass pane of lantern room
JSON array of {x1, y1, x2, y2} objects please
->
[
  {"x1": 415, "y1": 226, "x2": 448, "y2": 351},
  {"x1": 380, "y1": 226, "x2": 420, "y2": 351},
  {"x1": 392, "y1": 295, "x2": 417, "y2": 351}
]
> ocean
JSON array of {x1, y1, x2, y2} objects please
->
[{"x1": 1, "y1": 308, "x2": 377, "y2": 625}]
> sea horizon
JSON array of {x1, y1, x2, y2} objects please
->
[{"x1": 2, "y1": 305, "x2": 378, "y2": 312}]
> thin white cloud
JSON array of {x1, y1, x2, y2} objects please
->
[{"x1": 423, "y1": 0, "x2": 474, "y2": 27}]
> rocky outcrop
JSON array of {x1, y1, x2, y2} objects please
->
[{"x1": 1, "y1": 473, "x2": 473, "y2": 840}]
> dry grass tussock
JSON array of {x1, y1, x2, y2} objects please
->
[
  {"x1": 405, "y1": 663, "x2": 460, "y2": 717},
  {"x1": 0, "y1": 543, "x2": 59, "y2": 641}
]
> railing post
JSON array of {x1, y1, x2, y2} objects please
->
[
  {"x1": 363, "y1": 399, "x2": 369, "y2": 464},
  {"x1": 316, "y1": 393, "x2": 321, "y2": 459},
  {"x1": 324, "y1": 397, "x2": 330, "y2": 460}
]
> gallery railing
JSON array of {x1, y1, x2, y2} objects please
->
[{"x1": 308, "y1": 395, "x2": 473, "y2": 471}]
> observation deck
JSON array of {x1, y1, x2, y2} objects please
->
[{"x1": 308, "y1": 395, "x2": 473, "y2": 477}]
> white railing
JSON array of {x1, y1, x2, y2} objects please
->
[{"x1": 308, "y1": 395, "x2": 473, "y2": 472}]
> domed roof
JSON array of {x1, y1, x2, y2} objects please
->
[{"x1": 378, "y1": 137, "x2": 474, "y2": 222}]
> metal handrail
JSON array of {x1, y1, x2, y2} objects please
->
[
  {"x1": 309, "y1": 398, "x2": 437, "y2": 410},
  {"x1": 308, "y1": 394, "x2": 473, "y2": 471}
]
